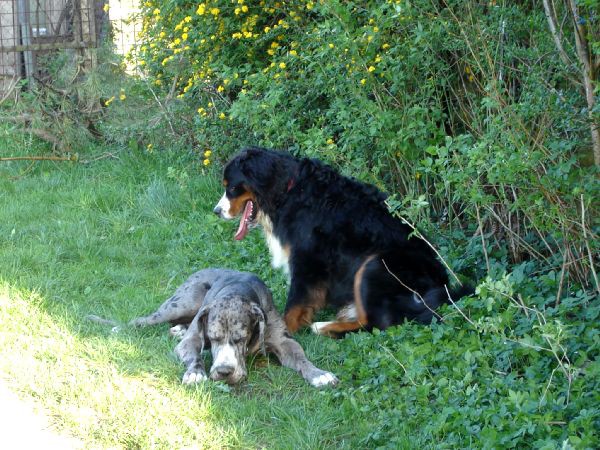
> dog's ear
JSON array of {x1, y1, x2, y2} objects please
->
[
  {"x1": 250, "y1": 304, "x2": 266, "y2": 356},
  {"x1": 194, "y1": 305, "x2": 210, "y2": 353}
]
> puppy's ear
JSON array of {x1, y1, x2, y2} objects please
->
[
  {"x1": 251, "y1": 304, "x2": 266, "y2": 356},
  {"x1": 194, "y1": 305, "x2": 210, "y2": 353}
]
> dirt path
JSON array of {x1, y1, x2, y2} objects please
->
[{"x1": 0, "y1": 379, "x2": 82, "y2": 449}]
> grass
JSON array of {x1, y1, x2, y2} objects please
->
[
  {"x1": 0, "y1": 136, "x2": 347, "y2": 449},
  {"x1": 1, "y1": 129, "x2": 597, "y2": 449}
]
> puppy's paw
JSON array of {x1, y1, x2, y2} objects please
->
[
  {"x1": 308, "y1": 370, "x2": 339, "y2": 388},
  {"x1": 169, "y1": 324, "x2": 188, "y2": 340},
  {"x1": 182, "y1": 369, "x2": 208, "y2": 385}
]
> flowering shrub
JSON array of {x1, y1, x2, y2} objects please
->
[{"x1": 134, "y1": 0, "x2": 598, "y2": 287}]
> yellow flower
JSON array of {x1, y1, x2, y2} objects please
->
[
  {"x1": 196, "y1": 4, "x2": 205, "y2": 15},
  {"x1": 181, "y1": 33, "x2": 188, "y2": 41},
  {"x1": 175, "y1": 23, "x2": 182, "y2": 31},
  {"x1": 234, "y1": 7, "x2": 241, "y2": 14},
  {"x1": 264, "y1": 26, "x2": 271, "y2": 33},
  {"x1": 210, "y1": 7, "x2": 220, "y2": 16},
  {"x1": 232, "y1": 32, "x2": 242, "y2": 39},
  {"x1": 217, "y1": 85, "x2": 224, "y2": 92},
  {"x1": 173, "y1": 37, "x2": 181, "y2": 45},
  {"x1": 184, "y1": 16, "x2": 192, "y2": 22},
  {"x1": 219, "y1": 112, "x2": 226, "y2": 119},
  {"x1": 203, "y1": 159, "x2": 210, "y2": 166},
  {"x1": 290, "y1": 49, "x2": 297, "y2": 56},
  {"x1": 328, "y1": 43, "x2": 335, "y2": 49},
  {"x1": 204, "y1": 150, "x2": 212, "y2": 157},
  {"x1": 360, "y1": 78, "x2": 366, "y2": 85},
  {"x1": 146, "y1": 143, "x2": 153, "y2": 152},
  {"x1": 374, "y1": 55, "x2": 382, "y2": 63},
  {"x1": 139, "y1": 60, "x2": 146, "y2": 66},
  {"x1": 306, "y1": 2, "x2": 314, "y2": 10},
  {"x1": 368, "y1": 65, "x2": 376, "y2": 72},
  {"x1": 279, "y1": 62, "x2": 286, "y2": 69},
  {"x1": 103, "y1": 4, "x2": 110, "y2": 12},
  {"x1": 326, "y1": 138, "x2": 334, "y2": 145},
  {"x1": 373, "y1": 26, "x2": 379, "y2": 32},
  {"x1": 382, "y1": 43, "x2": 390, "y2": 49},
  {"x1": 154, "y1": 79, "x2": 162, "y2": 85},
  {"x1": 159, "y1": 31, "x2": 166, "y2": 38},
  {"x1": 119, "y1": 93, "x2": 126, "y2": 101},
  {"x1": 152, "y1": 8, "x2": 160, "y2": 15},
  {"x1": 241, "y1": 5, "x2": 248, "y2": 12},
  {"x1": 104, "y1": 96, "x2": 115, "y2": 106}
]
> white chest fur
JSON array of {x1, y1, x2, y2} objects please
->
[{"x1": 259, "y1": 213, "x2": 290, "y2": 277}]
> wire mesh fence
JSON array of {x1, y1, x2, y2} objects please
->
[{"x1": 0, "y1": 0, "x2": 145, "y2": 96}]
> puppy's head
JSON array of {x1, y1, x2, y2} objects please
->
[
  {"x1": 203, "y1": 296, "x2": 265, "y2": 384},
  {"x1": 213, "y1": 147, "x2": 297, "y2": 240}
]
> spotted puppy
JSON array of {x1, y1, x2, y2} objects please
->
[{"x1": 129, "y1": 268, "x2": 338, "y2": 387}]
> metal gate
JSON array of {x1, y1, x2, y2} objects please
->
[{"x1": 0, "y1": 0, "x2": 102, "y2": 93}]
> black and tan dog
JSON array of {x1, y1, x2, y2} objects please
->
[
  {"x1": 214, "y1": 147, "x2": 473, "y2": 336},
  {"x1": 89, "y1": 268, "x2": 338, "y2": 387}
]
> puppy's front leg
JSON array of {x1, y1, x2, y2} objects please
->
[
  {"x1": 174, "y1": 309, "x2": 208, "y2": 384},
  {"x1": 266, "y1": 320, "x2": 338, "y2": 388}
]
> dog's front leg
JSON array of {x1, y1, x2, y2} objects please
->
[
  {"x1": 174, "y1": 309, "x2": 208, "y2": 384},
  {"x1": 266, "y1": 320, "x2": 338, "y2": 388},
  {"x1": 283, "y1": 266, "x2": 327, "y2": 333}
]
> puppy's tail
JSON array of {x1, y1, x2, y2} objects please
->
[{"x1": 85, "y1": 314, "x2": 122, "y2": 332}]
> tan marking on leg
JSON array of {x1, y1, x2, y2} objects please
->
[
  {"x1": 316, "y1": 320, "x2": 366, "y2": 338},
  {"x1": 353, "y1": 255, "x2": 376, "y2": 325},
  {"x1": 284, "y1": 285, "x2": 327, "y2": 333}
]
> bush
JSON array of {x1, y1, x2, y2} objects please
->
[
  {"x1": 134, "y1": 0, "x2": 597, "y2": 290},
  {"x1": 127, "y1": 1, "x2": 599, "y2": 446}
]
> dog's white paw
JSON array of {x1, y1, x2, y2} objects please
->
[
  {"x1": 309, "y1": 371, "x2": 339, "y2": 388},
  {"x1": 182, "y1": 370, "x2": 208, "y2": 385},
  {"x1": 169, "y1": 324, "x2": 188, "y2": 340},
  {"x1": 310, "y1": 321, "x2": 333, "y2": 335}
]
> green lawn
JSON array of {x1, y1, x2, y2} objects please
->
[
  {"x1": 0, "y1": 144, "x2": 354, "y2": 449},
  {"x1": 0, "y1": 135, "x2": 597, "y2": 449}
]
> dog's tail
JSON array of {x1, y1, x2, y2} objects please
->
[
  {"x1": 443, "y1": 284, "x2": 475, "y2": 305},
  {"x1": 85, "y1": 314, "x2": 123, "y2": 332}
]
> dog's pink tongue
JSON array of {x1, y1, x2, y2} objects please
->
[{"x1": 234, "y1": 201, "x2": 253, "y2": 240}]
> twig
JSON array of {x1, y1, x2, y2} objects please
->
[
  {"x1": 79, "y1": 152, "x2": 119, "y2": 164},
  {"x1": 542, "y1": 0, "x2": 574, "y2": 68},
  {"x1": 381, "y1": 258, "x2": 443, "y2": 321},
  {"x1": 581, "y1": 195, "x2": 600, "y2": 295},
  {"x1": 388, "y1": 207, "x2": 462, "y2": 285},
  {"x1": 146, "y1": 80, "x2": 176, "y2": 135},
  {"x1": 475, "y1": 205, "x2": 491, "y2": 274},
  {"x1": 0, "y1": 155, "x2": 76, "y2": 162},
  {"x1": 555, "y1": 246, "x2": 568, "y2": 307},
  {"x1": 444, "y1": 285, "x2": 477, "y2": 328},
  {"x1": 378, "y1": 344, "x2": 417, "y2": 386}
]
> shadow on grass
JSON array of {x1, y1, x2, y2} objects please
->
[{"x1": 0, "y1": 149, "x2": 356, "y2": 449}]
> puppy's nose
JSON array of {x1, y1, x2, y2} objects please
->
[
  {"x1": 214, "y1": 365, "x2": 234, "y2": 377},
  {"x1": 213, "y1": 205, "x2": 222, "y2": 216}
]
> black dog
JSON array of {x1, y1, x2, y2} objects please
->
[{"x1": 214, "y1": 147, "x2": 471, "y2": 336}]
